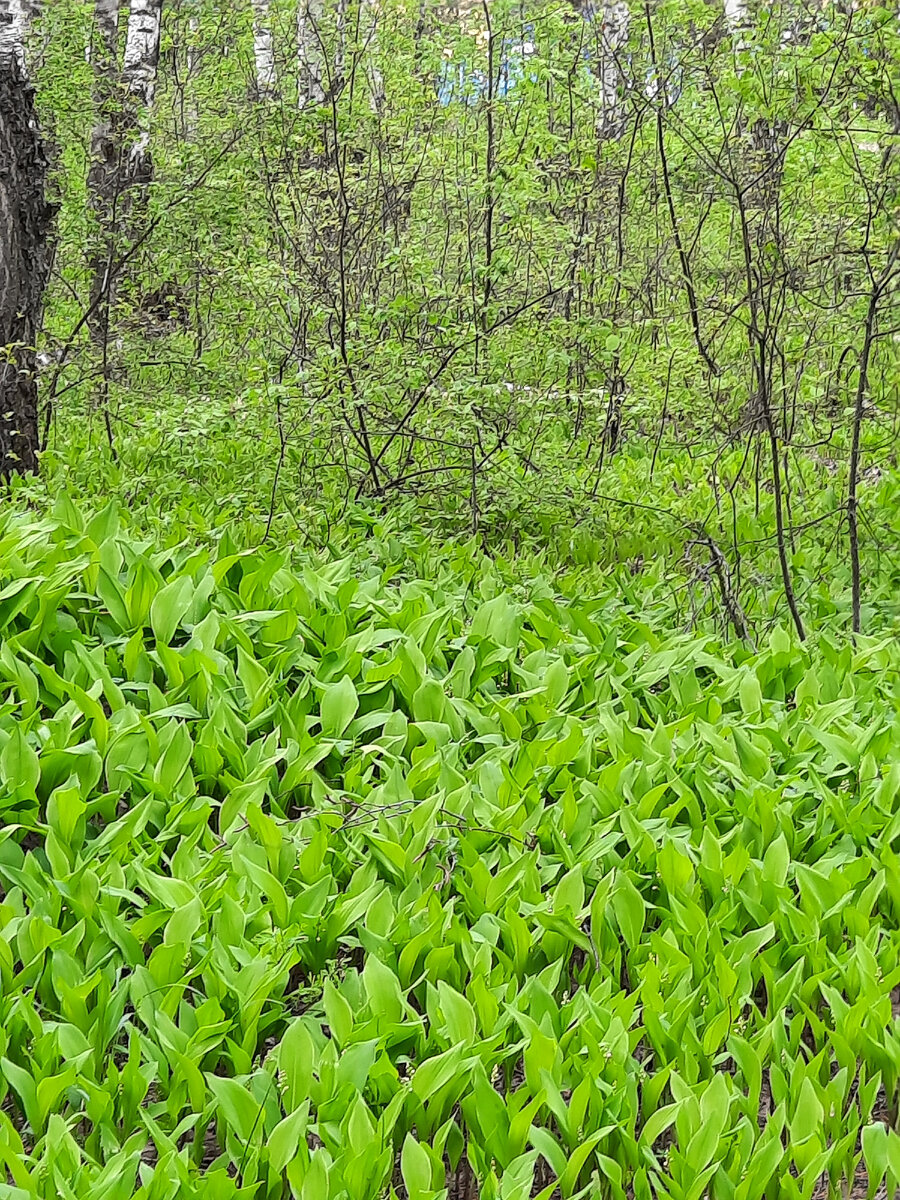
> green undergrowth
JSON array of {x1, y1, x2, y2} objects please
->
[
  {"x1": 1, "y1": 502, "x2": 900, "y2": 1199},
  {"x1": 20, "y1": 429, "x2": 900, "y2": 641}
]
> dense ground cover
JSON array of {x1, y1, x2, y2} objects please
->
[
  {"x1": 1, "y1": 502, "x2": 900, "y2": 1199},
  {"x1": 2, "y1": 0, "x2": 900, "y2": 1193}
]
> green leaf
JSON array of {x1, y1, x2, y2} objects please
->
[
  {"x1": 269, "y1": 1103, "x2": 310, "y2": 1173},
  {"x1": 206, "y1": 1075, "x2": 261, "y2": 1143},
  {"x1": 46, "y1": 780, "x2": 86, "y2": 845},
  {"x1": 639, "y1": 1100, "x2": 683, "y2": 1147},
  {"x1": 0, "y1": 579, "x2": 37, "y2": 633},
  {"x1": 401, "y1": 1133, "x2": 435, "y2": 1200},
  {"x1": 0, "y1": 729, "x2": 39, "y2": 804},
  {"x1": 413, "y1": 678, "x2": 446, "y2": 723},
  {"x1": 150, "y1": 574, "x2": 195, "y2": 646},
  {"x1": 685, "y1": 1074, "x2": 729, "y2": 1172},
  {"x1": 279, "y1": 1020, "x2": 317, "y2": 1112},
  {"x1": 462, "y1": 1065, "x2": 510, "y2": 1168},
  {"x1": 612, "y1": 872, "x2": 645, "y2": 949},
  {"x1": 320, "y1": 674, "x2": 359, "y2": 739},
  {"x1": 861, "y1": 1124, "x2": 888, "y2": 1194},
  {"x1": 411, "y1": 1045, "x2": 476, "y2": 1102},
  {"x1": 323, "y1": 977, "x2": 354, "y2": 1046},
  {"x1": 544, "y1": 658, "x2": 568, "y2": 707},
  {"x1": 0, "y1": 1059, "x2": 38, "y2": 1133},
  {"x1": 559, "y1": 1129, "x2": 607, "y2": 1197},
  {"x1": 790, "y1": 1078, "x2": 824, "y2": 1146},
  {"x1": 437, "y1": 981, "x2": 477, "y2": 1045},
  {"x1": 739, "y1": 670, "x2": 762, "y2": 715},
  {"x1": 365, "y1": 957, "x2": 405, "y2": 1028}
]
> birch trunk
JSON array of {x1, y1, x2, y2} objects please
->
[
  {"x1": 0, "y1": 50, "x2": 53, "y2": 475},
  {"x1": 91, "y1": 0, "x2": 119, "y2": 66},
  {"x1": 88, "y1": 0, "x2": 119, "y2": 206},
  {"x1": 596, "y1": 0, "x2": 628, "y2": 140},
  {"x1": 723, "y1": 0, "x2": 748, "y2": 31},
  {"x1": 185, "y1": 12, "x2": 199, "y2": 136},
  {"x1": 0, "y1": 0, "x2": 29, "y2": 70},
  {"x1": 362, "y1": 0, "x2": 384, "y2": 112},
  {"x1": 297, "y1": 0, "x2": 326, "y2": 105},
  {"x1": 122, "y1": 0, "x2": 163, "y2": 186},
  {"x1": 251, "y1": 0, "x2": 277, "y2": 97}
]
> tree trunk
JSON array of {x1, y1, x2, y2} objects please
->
[
  {"x1": 0, "y1": 0, "x2": 30, "y2": 69},
  {"x1": 723, "y1": 0, "x2": 748, "y2": 30},
  {"x1": 0, "y1": 51, "x2": 53, "y2": 476},
  {"x1": 87, "y1": 0, "x2": 120, "y2": 331},
  {"x1": 88, "y1": 0, "x2": 162, "y2": 314},
  {"x1": 251, "y1": 0, "x2": 277, "y2": 97},
  {"x1": 362, "y1": 0, "x2": 384, "y2": 112},
  {"x1": 596, "y1": 0, "x2": 628, "y2": 140},
  {"x1": 122, "y1": 0, "x2": 163, "y2": 186},
  {"x1": 86, "y1": 0, "x2": 161, "y2": 460},
  {"x1": 297, "y1": 0, "x2": 325, "y2": 104},
  {"x1": 185, "y1": 10, "x2": 199, "y2": 137}
]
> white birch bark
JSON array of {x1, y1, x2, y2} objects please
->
[
  {"x1": 251, "y1": 0, "x2": 277, "y2": 96},
  {"x1": 297, "y1": 0, "x2": 326, "y2": 105},
  {"x1": 0, "y1": 0, "x2": 31, "y2": 72},
  {"x1": 362, "y1": 0, "x2": 384, "y2": 112},
  {"x1": 185, "y1": 12, "x2": 199, "y2": 136},
  {"x1": 92, "y1": 0, "x2": 119, "y2": 66},
  {"x1": 596, "y1": 0, "x2": 628, "y2": 140},
  {"x1": 123, "y1": 0, "x2": 162, "y2": 108},
  {"x1": 122, "y1": 0, "x2": 163, "y2": 182},
  {"x1": 88, "y1": 0, "x2": 120, "y2": 210},
  {"x1": 724, "y1": 0, "x2": 748, "y2": 30}
]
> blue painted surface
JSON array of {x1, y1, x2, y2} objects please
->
[
  {"x1": 435, "y1": 27, "x2": 540, "y2": 105},
  {"x1": 433, "y1": 16, "x2": 689, "y2": 109}
]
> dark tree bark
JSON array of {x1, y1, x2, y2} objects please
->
[{"x1": 0, "y1": 52, "x2": 53, "y2": 477}]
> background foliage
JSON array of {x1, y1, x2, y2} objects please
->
[{"x1": 25, "y1": 0, "x2": 900, "y2": 638}]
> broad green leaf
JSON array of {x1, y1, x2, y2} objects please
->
[
  {"x1": 401, "y1": 1133, "x2": 435, "y2": 1200},
  {"x1": 150, "y1": 574, "x2": 195, "y2": 646},
  {"x1": 0, "y1": 729, "x2": 39, "y2": 803},
  {"x1": 206, "y1": 1075, "x2": 262, "y2": 1143},
  {"x1": 320, "y1": 674, "x2": 359, "y2": 738}
]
